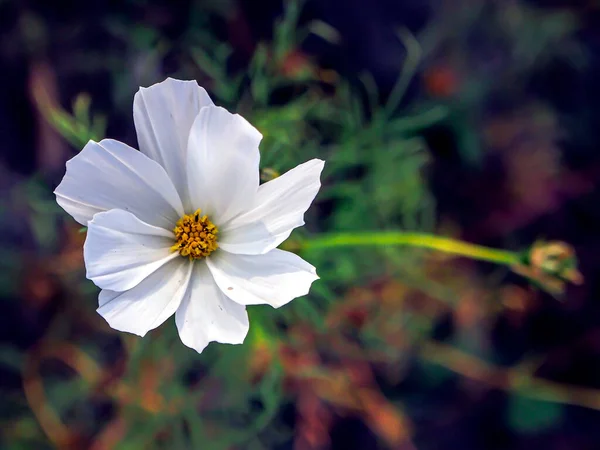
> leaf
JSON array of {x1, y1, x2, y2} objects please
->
[
  {"x1": 507, "y1": 394, "x2": 563, "y2": 434},
  {"x1": 0, "y1": 345, "x2": 23, "y2": 372}
]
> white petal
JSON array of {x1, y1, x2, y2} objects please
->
[
  {"x1": 176, "y1": 261, "x2": 249, "y2": 354},
  {"x1": 134, "y1": 78, "x2": 215, "y2": 210},
  {"x1": 55, "y1": 139, "x2": 184, "y2": 228},
  {"x1": 219, "y1": 159, "x2": 324, "y2": 255},
  {"x1": 207, "y1": 249, "x2": 319, "y2": 308},
  {"x1": 84, "y1": 209, "x2": 178, "y2": 291},
  {"x1": 97, "y1": 257, "x2": 193, "y2": 337},
  {"x1": 187, "y1": 106, "x2": 262, "y2": 224}
]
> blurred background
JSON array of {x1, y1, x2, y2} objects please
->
[{"x1": 1, "y1": 0, "x2": 600, "y2": 448}]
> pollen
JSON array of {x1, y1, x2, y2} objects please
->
[{"x1": 171, "y1": 209, "x2": 218, "y2": 260}]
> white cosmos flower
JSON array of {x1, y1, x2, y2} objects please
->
[{"x1": 54, "y1": 78, "x2": 323, "y2": 354}]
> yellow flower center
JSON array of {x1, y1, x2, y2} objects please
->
[{"x1": 171, "y1": 209, "x2": 219, "y2": 260}]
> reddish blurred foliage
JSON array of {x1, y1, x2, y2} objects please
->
[{"x1": 423, "y1": 65, "x2": 459, "y2": 98}]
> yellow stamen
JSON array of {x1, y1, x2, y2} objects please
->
[{"x1": 171, "y1": 209, "x2": 218, "y2": 260}]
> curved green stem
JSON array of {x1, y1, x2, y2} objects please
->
[{"x1": 302, "y1": 231, "x2": 520, "y2": 266}]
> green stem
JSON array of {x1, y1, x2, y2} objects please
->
[{"x1": 302, "y1": 232, "x2": 520, "y2": 266}]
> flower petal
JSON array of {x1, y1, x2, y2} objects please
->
[
  {"x1": 84, "y1": 209, "x2": 178, "y2": 291},
  {"x1": 97, "y1": 257, "x2": 193, "y2": 337},
  {"x1": 187, "y1": 106, "x2": 262, "y2": 224},
  {"x1": 207, "y1": 249, "x2": 319, "y2": 308},
  {"x1": 133, "y1": 78, "x2": 215, "y2": 210},
  {"x1": 219, "y1": 159, "x2": 324, "y2": 255},
  {"x1": 176, "y1": 261, "x2": 249, "y2": 354},
  {"x1": 54, "y1": 139, "x2": 184, "y2": 228}
]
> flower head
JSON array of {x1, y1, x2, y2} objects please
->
[
  {"x1": 512, "y1": 240, "x2": 583, "y2": 296},
  {"x1": 55, "y1": 78, "x2": 323, "y2": 353}
]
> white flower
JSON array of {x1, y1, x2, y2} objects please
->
[{"x1": 54, "y1": 78, "x2": 323, "y2": 353}]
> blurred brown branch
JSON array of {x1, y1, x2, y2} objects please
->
[{"x1": 420, "y1": 340, "x2": 600, "y2": 411}]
